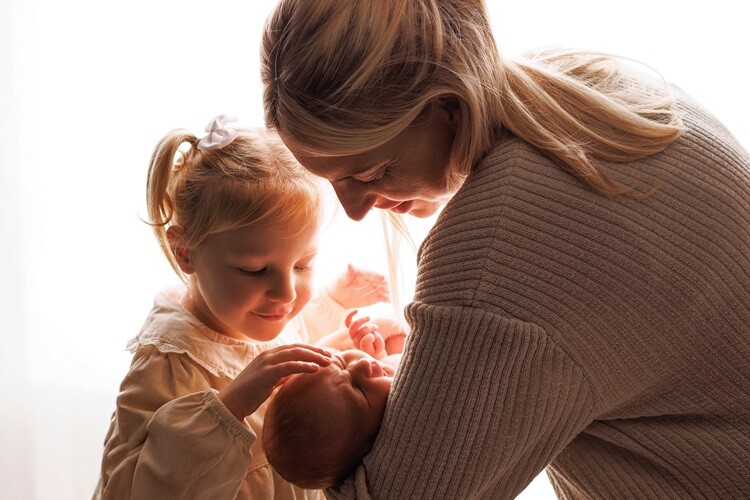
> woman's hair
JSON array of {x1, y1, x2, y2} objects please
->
[
  {"x1": 263, "y1": 378, "x2": 377, "y2": 489},
  {"x1": 261, "y1": 0, "x2": 684, "y2": 195},
  {"x1": 146, "y1": 127, "x2": 323, "y2": 280}
]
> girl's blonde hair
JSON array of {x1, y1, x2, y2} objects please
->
[
  {"x1": 261, "y1": 0, "x2": 684, "y2": 195},
  {"x1": 146, "y1": 127, "x2": 322, "y2": 280}
]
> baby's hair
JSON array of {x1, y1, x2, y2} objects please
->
[
  {"x1": 262, "y1": 0, "x2": 684, "y2": 196},
  {"x1": 263, "y1": 377, "x2": 377, "y2": 489},
  {"x1": 145, "y1": 126, "x2": 323, "y2": 280}
]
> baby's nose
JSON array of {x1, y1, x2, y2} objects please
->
[{"x1": 349, "y1": 358, "x2": 374, "y2": 377}]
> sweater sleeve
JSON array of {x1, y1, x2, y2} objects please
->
[
  {"x1": 327, "y1": 303, "x2": 595, "y2": 499},
  {"x1": 95, "y1": 347, "x2": 254, "y2": 499}
]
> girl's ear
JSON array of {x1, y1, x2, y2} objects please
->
[
  {"x1": 437, "y1": 95, "x2": 462, "y2": 132},
  {"x1": 166, "y1": 226, "x2": 195, "y2": 274}
]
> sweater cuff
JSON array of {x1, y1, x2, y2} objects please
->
[{"x1": 203, "y1": 389, "x2": 256, "y2": 447}]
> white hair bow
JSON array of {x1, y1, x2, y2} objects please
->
[{"x1": 196, "y1": 114, "x2": 240, "y2": 150}]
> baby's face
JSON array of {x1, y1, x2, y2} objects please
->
[{"x1": 285, "y1": 349, "x2": 394, "y2": 438}]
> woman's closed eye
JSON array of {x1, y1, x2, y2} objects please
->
[{"x1": 356, "y1": 164, "x2": 391, "y2": 185}]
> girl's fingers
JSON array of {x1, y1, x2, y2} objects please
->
[
  {"x1": 271, "y1": 361, "x2": 326, "y2": 382},
  {"x1": 265, "y1": 344, "x2": 332, "y2": 366}
]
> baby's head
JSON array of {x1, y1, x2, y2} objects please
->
[{"x1": 263, "y1": 349, "x2": 394, "y2": 488}]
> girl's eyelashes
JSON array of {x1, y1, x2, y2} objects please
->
[
  {"x1": 238, "y1": 267, "x2": 267, "y2": 277},
  {"x1": 237, "y1": 264, "x2": 314, "y2": 276}
]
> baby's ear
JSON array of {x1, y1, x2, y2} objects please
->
[{"x1": 166, "y1": 226, "x2": 195, "y2": 274}]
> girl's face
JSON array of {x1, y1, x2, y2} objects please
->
[
  {"x1": 282, "y1": 101, "x2": 457, "y2": 221},
  {"x1": 183, "y1": 218, "x2": 319, "y2": 342}
]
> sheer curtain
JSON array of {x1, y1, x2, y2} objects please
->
[{"x1": 1, "y1": 1, "x2": 747, "y2": 498}]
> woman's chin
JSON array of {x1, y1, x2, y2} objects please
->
[{"x1": 408, "y1": 200, "x2": 444, "y2": 218}]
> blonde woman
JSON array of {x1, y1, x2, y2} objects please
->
[{"x1": 260, "y1": 0, "x2": 750, "y2": 498}]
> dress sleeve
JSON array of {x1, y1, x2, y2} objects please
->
[
  {"x1": 299, "y1": 289, "x2": 349, "y2": 343},
  {"x1": 95, "y1": 346, "x2": 255, "y2": 499},
  {"x1": 327, "y1": 303, "x2": 595, "y2": 499}
]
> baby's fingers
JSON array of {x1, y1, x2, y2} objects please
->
[{"x1": 360, "y1": 332, "x2": 385, "y2": 358}]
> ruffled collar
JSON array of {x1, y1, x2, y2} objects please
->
[{"x1": 127, "y1": 286, "x2": 302, "y2": 378}]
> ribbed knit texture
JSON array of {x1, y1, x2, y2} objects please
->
[{"x1": 327, "y1": 87, "x2": 750, "y2": 499}]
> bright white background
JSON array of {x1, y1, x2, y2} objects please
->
[{"x1": 1, "y1": 1, "x2": 747, "y2": 498}]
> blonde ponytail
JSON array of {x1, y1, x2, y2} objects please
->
[
  {"x1": 144, "y1": 126, "x2": 323, "y2": 282},
  {"x1": 146, "y1": 130, "x2": 197, "y2": 277}
]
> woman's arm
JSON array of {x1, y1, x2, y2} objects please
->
[{"x1": 328, "y1": 304, "x2": 594, "y2": 499}]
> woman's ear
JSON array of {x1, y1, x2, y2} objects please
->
[
  {"x1": 437, "y1": 95, "x2": 462, "y2": 132},
  {"x1": 166, "y1": 226, "x2": 195, "y2": 274}
]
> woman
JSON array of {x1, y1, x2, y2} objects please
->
[{"x1": 260, "y1": 0, "x2": 750, "y2": 498}]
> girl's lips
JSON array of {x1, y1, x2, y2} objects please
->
[{"x1": 255, "y1": 312, "x2": 289, "y2": 321}]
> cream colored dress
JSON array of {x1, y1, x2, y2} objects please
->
[{"x1": 94, "y1": 286, "x2": 347, "y2": 499}]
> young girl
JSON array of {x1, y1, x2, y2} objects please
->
[{"x1": 94, "y1": 115, "x2": 389, "y2": 499}]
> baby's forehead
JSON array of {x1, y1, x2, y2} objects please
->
[{"x1": 282, "y1": 366, "x2": 350, "y2": 401}]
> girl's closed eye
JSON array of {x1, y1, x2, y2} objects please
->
[{"x1": 238, "y1": 267, "x2": 267, "y2": 277}]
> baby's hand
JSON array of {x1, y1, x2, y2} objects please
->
[
  {"x1": 370, "y1": 315, "x2": 407, "y2": 355},
  {"x1": 218, "y1": 344, "x2": 332, "y2": 421},
  {"x1": 345, "y1": 310, "x2": 387, "y2": 359},
  {"x1": 327, "y1": 263, "x2": 389, "y2": 309}
]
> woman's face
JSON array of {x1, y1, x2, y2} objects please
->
[{"x1": 282, "y1": 102, "x2": 458, "y2": 221}]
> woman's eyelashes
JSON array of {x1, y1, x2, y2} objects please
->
[
  {"x1": 357, "y1": 164, "x2": 391, "y2": 185},
  {"x1": 236, "y1": 264, "x2": 313, "y2": 277}
]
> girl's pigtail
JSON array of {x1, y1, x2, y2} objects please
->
[{"x1": 145, "y1": 130, "x2": 197, "y2": 278}]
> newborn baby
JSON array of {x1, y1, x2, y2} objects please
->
[{"x1": 263, "y1": 311, "x2": 404, "y2": 488}]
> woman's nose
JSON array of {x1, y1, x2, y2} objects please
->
[
  {"x1": 331, "y1": 180, "x2": 377, "y2": 221},
  {"x1": 267, "y1": 272, "x2": 296, "y2": 303}
]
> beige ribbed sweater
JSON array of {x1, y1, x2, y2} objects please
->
[{"x1": 328, "y1": 88, "x2": 750, "y2": 499}]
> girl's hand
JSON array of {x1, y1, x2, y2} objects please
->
[
  {"x1": 346, "y1": 310, "x2": 387, "y2": 359},
  {"x1": 218, "y1": 344, "x2": 332, "y2": 421},
  {"x1": 327, "y1": 263, "x2": 389, "y2": 309}
]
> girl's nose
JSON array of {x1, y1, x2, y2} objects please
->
[
  {"x1": 331, "y1": 180, "x2": 377, "y2": 221},
  {"x1": 267, "y1": 272, "x2": 296, "y2": 303}
]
